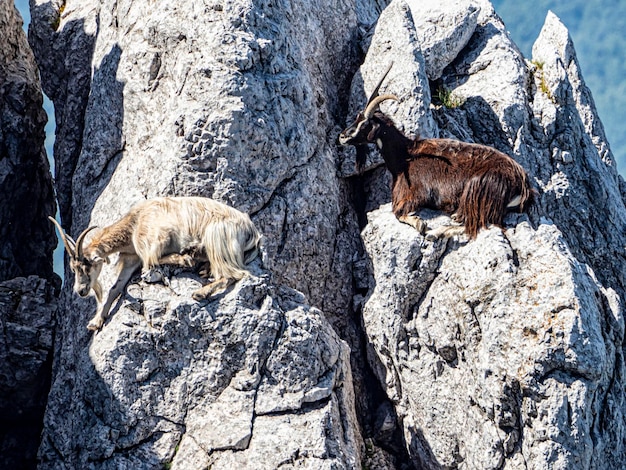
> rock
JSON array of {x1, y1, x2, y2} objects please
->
[
  {"x1": 351, "y1": 1, "x2": 626, "y2": 468},
  {"x1": 0, "y1": 2, "x2": 58, "y2": 468},
  {"x1": 0, "y1": 276, "x2": 57, "y2": 469},
  {"x1": 407, "y1": 0, "x2": 481, "y2": 81},
  {"x1": 29, "y1": 0, "x2": 362, "y2": 316},
  {"x1": 21, "y1": 0, "x2": 626, "y2": 468},
  {"x1": 361, "y1": 208, "x2": 622, "y2": 468},
  {"x1": 37, "y1": 266, "x2": 362, "y2": 469},
  {"x1": 0, "y1": 0, "x2": 57, "y2": 282}
]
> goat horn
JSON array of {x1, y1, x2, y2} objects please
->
[
  {"x1": 364, "y1": 94, "x2": 399, "y2": 119},
  {"x1": 48, "y1": 216, "x2": 77, "y2": 258},
  {"x1": 366, "y1": 62, "x2": 394, "y2": 104},
  {"x1": 75, "y1": 225, "x2": 98, "y2": 259}
]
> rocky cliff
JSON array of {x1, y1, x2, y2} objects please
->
[
  {"x1": 0, "y1": 1, "x2": 58, "y2": 468},
  {"x1": 1, "y1": 0, "x2": 623, "y2": 468}
]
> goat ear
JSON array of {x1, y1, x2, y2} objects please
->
[
  {"x1": 366, "y1": 122, "x2": 380, "y2": 142},
  {"x1": 90, "y1": 255, "x2": 107, "y2": 265}
]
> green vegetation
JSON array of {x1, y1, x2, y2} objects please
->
[
  {"x1": 530, "y1": 59, "x2": 555, "y2": 103},
  {"x1": 50, "y1": 2, "x2": 66, "y2": 31},
  {"x1": 434, "y1": 86, "x2": 465, "y2": 109},
  {"x1": 492, "y1": 0, "x2": 626, "y2": 175}
]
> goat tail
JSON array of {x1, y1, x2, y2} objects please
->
[
  {"x1": 458, "y1": 167, "x2": 536, "y2": 239},
  {"x1": 516, "y1": 170, "x2": 536, "y2": 212},
  {"x1": 203, "y1": 215, "x2": 262, "y2": 281}
]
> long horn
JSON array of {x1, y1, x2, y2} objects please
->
[
  {"x1": 364, "y1": 94, "x2": 399, "y2": 119},
  {"x1": 48, "y1": 216, "x2": 77, "y2": 258},
  {"x1": 366, "y1": 62, "x2": 394, "y2": 104},
  {"x1": 75, "y1": 225, "x2": 98, "y2": 259}
]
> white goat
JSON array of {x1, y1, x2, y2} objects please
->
[{"x1": 49, "y1": 196, "x2": 262, "y2": 330}]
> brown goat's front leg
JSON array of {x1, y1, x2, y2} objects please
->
[
  {"x1": 192, "y1": 278, "x2": 234, "y2": 301},
  {"x1": 88, "y1": 254, "x2": 142, "y2": 331},
  {"x1": 425, "y1": 224, "x2": 466, "y2": 240},
  {"x1": 398, "y1": 214, "x2": 428, "y2": 234}
]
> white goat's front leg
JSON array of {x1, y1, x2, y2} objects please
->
[
  {"x1": 192, "y1": 277, "x2": 235, "y2": 301},
  {"x1": 398, "y1": 214, "x2": 427, "y2": 234},
  {"x1": 88, "y1": 254, "x2": 142, "y2": 331},
  {"x1": 157, "y1": 253, "x2": 196, "y2": 267}
]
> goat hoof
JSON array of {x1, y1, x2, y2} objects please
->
[
  {"x1": 191, "y1": 287, "x2": 211, "y2": 302},
  {"x1": 142, "y1": 269, "x2": 164, "y2": 284},
  {"x1": 87, "y1": 320, "x2": 103, "y2": 331},
  {"x1": 192, "y1": 290, "x2": 209, "y2": 301}
]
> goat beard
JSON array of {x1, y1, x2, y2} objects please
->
[{"x1": 355, "y1": 145, "x2": 368, "y2": 174}]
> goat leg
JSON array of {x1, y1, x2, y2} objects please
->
[
  {"x1": 88, "y1": 254, "x2": 142, "y2": 331},
  {"x1": 198, "y1": 262, "x2": 211, "y2": 278},
  {"x1": 192, "y1": 277, "x2": 234, "y2": 301},
  {"x1": 398, "y1": 214, "x2": 428, "y2": 234},
  {"x1": 426, "y1": 224, "x2": 466, "y2": 240},
  {"x1": 157, "y1": 252, "x2": 196, "y2": 267}
]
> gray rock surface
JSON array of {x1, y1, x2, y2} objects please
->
[
  {"x1": 37, "y1": 266, "x2": 362, "y2": 469},
  {"x1": 29, "y1": 0, "x2": 361, "y2": 316},
  {"x1": 350, "y1": 0, "x2": 626, "y2": 468},
  {"x1": 0, "y1": 2, "x2": 58, "y2": 468},
  {"x1": 0, "y1": 0, "x2": 56, "y2": 282},
  {"x1": 0, "y1": 276, "x2": 57, "y2": 469},
  {"x1": 16, "y1": 0, "x2": 626, "y2": 468}
]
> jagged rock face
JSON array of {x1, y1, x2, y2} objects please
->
[
  {"x1": 349, "y1": 0, "x2": 626, "y2": 468},
  {"x1": 37, "y1": 266, "x2": 362, "y2": 469},
  {"x1": 29, "y1": 0, "x2": 361, "y2": 315},
  {"x1": 0, "y1": 276, "x2": 57, "y2": 469},
  {"x1": 0, "y1": 2, "x2": 58, "y2": 468},
  {"x1": 24, "y1": 0, "x2": 626, "y2": 469},
  {"x1": 30, "y1": 0, "x2": 374, "y2": 467},
  {"x1": 0, "y1": 0, "x2": 56, "y2": 282}
]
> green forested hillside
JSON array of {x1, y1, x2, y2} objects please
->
[{"x1": 492, "y1": 0, "x2": 626, "y2": 176}]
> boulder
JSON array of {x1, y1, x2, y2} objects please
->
[
  {"x1": 37, "y1": 265, "x2": 362, "y2": 468},
  {"x1": 0, "y1": 0, "x2": 56, "y2": 282},
  {"x1": 349, "y1": 1, "x2": 626, "y2": 467}
]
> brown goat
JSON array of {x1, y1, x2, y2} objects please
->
[{"x1": 339, "y1": 66, "x2": 534, "y2": 239}]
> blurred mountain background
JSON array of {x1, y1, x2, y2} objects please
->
[{"x1": 14, "y1": 0, "x2": 626, "y2": 179}]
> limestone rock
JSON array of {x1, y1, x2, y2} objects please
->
[
  {"x1": 0, "y1": 276, "x2": 57, "y2": 469},
  {"x1": 407, "y1": 0, "x2": 481, "y2": 81},
  {"x1": 23, "y1": 0, "x2": 626, "y2": 468},
  {"x1": 0, "y1": 0, "x2": 56, "y2": 282},
  {"x1": 29, "y1": 0, "x2": 361, "y2": 315},
  {"x1": 37, "y1": 266, "x2": 362, "y2": 469},
  {"x1": 361, "y1": 208, "x2": 623, "y2": 468},
  {"x1": 351, "y1": 1, "x2": 626, "y2": 468}
]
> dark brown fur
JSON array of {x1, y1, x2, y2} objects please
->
[{"x1": 340, "y1": 111, "x2": 535, "y2": 238}]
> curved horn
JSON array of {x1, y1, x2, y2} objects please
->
[
  {"x1": 366, "y1": 62, "x2": 394, "y2": 104},
  {"x1": 48, "y1": 216, "x2": 77, "y2": 258},
  {"x1": 75, "y1": 226, "x2": 98, "y2": 259},
  {"x1": 364, "y1": 94, "x2": 399, "y2": 119}
]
